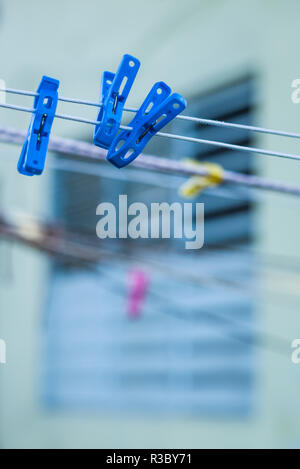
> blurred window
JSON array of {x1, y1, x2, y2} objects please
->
[{"x1": 43, "y1": 76, "x2": 256, "y2": 417}]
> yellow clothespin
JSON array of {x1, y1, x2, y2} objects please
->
[{"x1": 179, "y1": 159, "x2": 224, "y2": 198}]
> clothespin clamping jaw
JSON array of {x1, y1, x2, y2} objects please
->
[
  {"x1": 106, "y1": 82, "x2": 187, "y2": 168},
  {"x1": 17, "y1": 75, "x2": 59, "y2": 176},
  {"x1": 93, "y1": 54, "x2": 140, "y2": 149}
]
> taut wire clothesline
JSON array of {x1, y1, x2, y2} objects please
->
[
  {"x1": 2, "y1": 85, "x2": 300, "y2": 161},
  {"x1": 3, "y1": 86, "x2": 300, "y2": 139}
]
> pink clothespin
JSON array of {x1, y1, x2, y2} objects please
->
[{"x1": 127, "y1": 269, "x2": 149, "y2": 320}]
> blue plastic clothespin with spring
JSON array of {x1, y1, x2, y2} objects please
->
[
  {"x1": 17, "y1": 75, "x2": 59, "y2": 176},
  {"x1": 106, "y1": 82, "x2": 187, "y2": 168},
  {"x1": 93, "y1": 54, "x2": 140, "y2": 149}
]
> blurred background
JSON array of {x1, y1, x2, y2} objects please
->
[{"x1": 0, "y1": 0, "x2": 300, "y2": 449}]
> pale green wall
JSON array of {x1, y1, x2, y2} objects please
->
[{"x1": 0, "y1": 0, "x2": 300, "y2": 448}]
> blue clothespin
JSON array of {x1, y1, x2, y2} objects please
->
[
  {"x1": 106, "y1": 82, "x2": 186, "y2": 168},
  {"x1": 18, "y1": 75, "x2": 59, "y2": 176},
  {"x1": 93, "y1": 54, "x2": 140, "y2": 149}
]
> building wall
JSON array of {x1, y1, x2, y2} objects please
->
[{"x1": 0, "y1": 0, "x2": 300, "y2": 448}]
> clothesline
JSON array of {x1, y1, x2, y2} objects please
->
[
  {"x1": 0, "y1": 209, "x2": 298, "y2": 297},
  {"x1": 2, "y1": 86, "x2": 300, "y2": 161},
  {"x1": 3, "y1": 85, "x2": 300, "y2": 139},
  {"x1": 0, "y1": 211, "x2": 292, "y2": 356},
  {"x1": 47, "y1": 156, "x2": 254, "y2": 202},
  {"x1": 1, "y1": 126, "x2": 300, "y2": 197}
]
